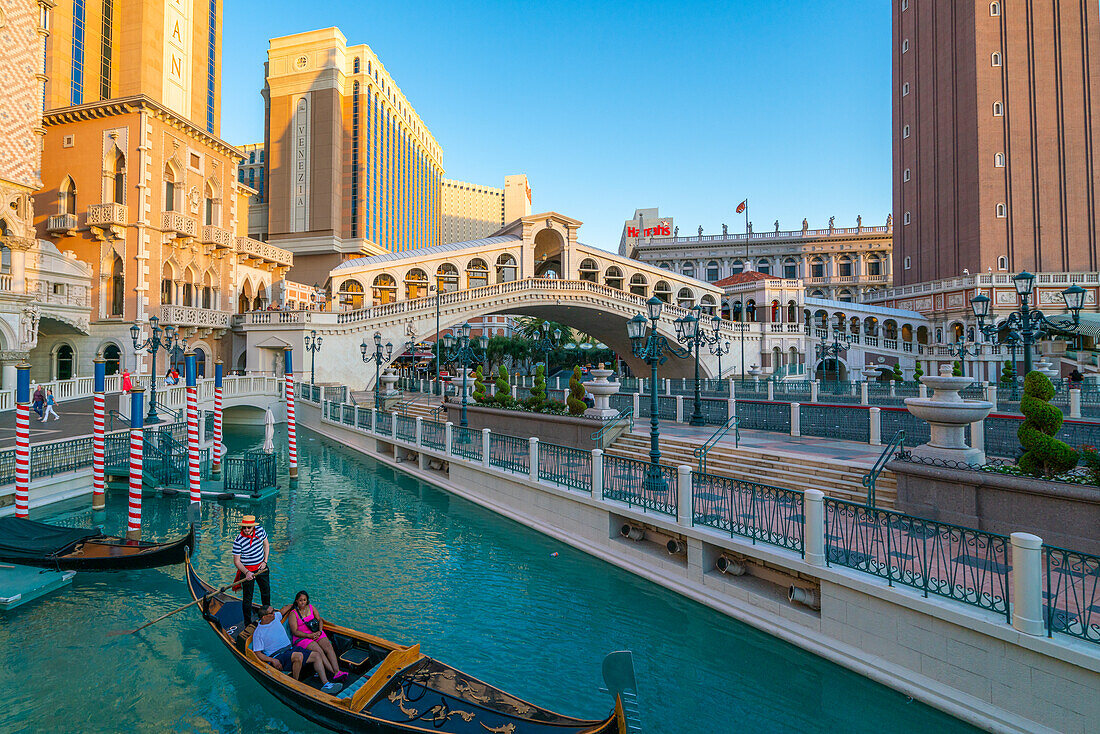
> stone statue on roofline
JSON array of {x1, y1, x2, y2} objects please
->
[
  {"x1": 828, "y1": 216, "x2": 835, "y2": 229},
  {"x1": 697, "y1": 225, "x2": 703, "y2": 237},
  {"x1": 774, "y1": 220, "x2": 780, "y2": 232},
  {"x1": 886, "y1": 213, "x2": 893, "y2": 226},
  {"x1": 802, "y1": 218, "x2": 809, "y2": 232},
  {"x1": 856, "y1": 214, "x2": 862, "y2": 228}
]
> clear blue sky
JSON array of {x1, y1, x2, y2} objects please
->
[{"x1": 221, "y1": 0, "x2": 891, "y2": 251}]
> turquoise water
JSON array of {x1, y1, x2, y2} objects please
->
[{"x1": 0, "y1": 426, "x2": 980, "y2": 733}]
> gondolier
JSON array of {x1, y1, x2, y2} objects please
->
[{"x1": 232, "y1": 515, "x2": 270, "y2": 626}]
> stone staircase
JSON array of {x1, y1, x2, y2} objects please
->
[
  {"x1": 349, "y1": 390, "x2": 442, "y2": 420},
  {"x1": 606, "y1": 432, "x2": 897, "y2": 507}
]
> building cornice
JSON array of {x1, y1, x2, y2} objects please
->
[{"x1": 43, "y1": 96, "x2": 245, "y2": 162}]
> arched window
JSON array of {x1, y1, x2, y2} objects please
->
[
  {"x1": 994, "y1": 152, "x2": 1005, "y2": 167},
  {"x1": 182, "y1": 281, "x2": 194, "y2": 307},
  {"x1": 436, "y1": 263, "x2": 459, "y2": 292},
  {"x1": 0, "y1": 244, "x2": 10, "y2": 274},
  {"x1": 404, "y1": 268, "x2": 428, "y2": 299},
  {"x1": 700, "y1": 294, "x2": 717, "y2": 315},
  {"x1": 353, "y1": 57, "x2": 360, "y2": 73},
  {"x1": 783, "y1": 258, "x2": 798, "y2": 279},
  {"x1": 677, "y1": 288, "x2": 695, "y2": 308},
  {"x1": 745, "y1": 300, "x2": 757, "y2": 321},
  {"x1": 681, "y1": 262, "x2": 695, "y2": 279},
  {"x1": 202, "y1": 272, "x2": 213, "y2": 309},
  {"x1": 756, "y1": 259, "x2": 771, "y2": 276},
  {"x1": 101, "y1": 343, "x2": 121, "y2": 375},
  {"x1": 163, "y1": 163, "x2": 178, "y2": 212},
  {"x1": 705, "y1": 261, "x2": 719, "y2": 282},
  {"x1": 578, "y1": 258, "x2": 599, "y2": 283},
  {"x1": 838, "y1": 255, "x2": 853, "y2": 277},
  {"x1": 110, "y1": 253, "x2": 124, "y2": 316},
  {"x1": 371, "y1": 275, "x2": 397, "y2": 305},
  {"x1": 657, "y1": 262, "x2": 671, "y2": 271},
  {"x1": 990, "y1": 2, "x2": 1000, "y2": 16},
  {"x1": 495, "y1": 254, "x2": 517, "y2": 283},
  {"x1": 998, "y1": 256, "x2": 1008, "y2": 270},
  {"x1": 996, "y1": 203, "x2": 1007, "y2": 218},
  {"x1": 810, "y1": 289, "x2": 825, "y2": 298},
  {"x1": 838, "y1": 289, "x2": 854, "y2": 303},
  {"x1": 193, "y1": 347, "x2": 207, "y2": 378},
  {"x1": 787, "y1": 301, "x2": 797, "y2": 322},
  {"x1": 604, "y1": 266, "x2": 624, "y2": 290},
  {"x1": 867, "y1": 256, "x2": 882, "y2": 276},
  {"x1": 161, "y1": 262, "x2": 174, "y2": 305},
  {"x1": 904, "y1": 255, "x2": 912, "y2": 270},
  {"x1": 771, "y1": 300, "x2": 781, "y2": 322},
  {"x1": 654, "y1": 280, "x2": 672, "y2": 303},
  {"x1": 204, "y1": 179, "x2": 220, "y2": 226},
  {"x1": 731, "y1": 259, "x2": 744, "y2": 275},
  {"x1": 993, "y1": 101, "x2": 1003, "y2": 116},
  {"x1": 60, "y1": 176, "x2": 77, "y2": 214},
  {"x1": 991, "y1": 52, "x2": 1001, "y2": 67},
  {"x1": 466, "y1": 258, "x2": 489, "y2": 289},
  {"x1": 629, "y1": 273, "x2": 647, "y2": 297},
  {"x1": 56, "y1": 344, "x2": 75, "y2": 381},
  {"x1": 110, "y1": 149, "x2": 126, "y2": 204},
  {"x1": 340, "y1": 279, "x2": 365, "y2": 309}
]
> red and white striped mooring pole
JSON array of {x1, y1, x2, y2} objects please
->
[
  {"x1": 14, "y1": 363, "x2": 31, "y2": 517},
  {"x1": 185, "y1": 350, "x2": 200, "y2": 505},
  {"x1": 92, "y1": 357, "x2": 106, "y2": 512},
  {"x1": 126, "y1": 387, "x2": 145, "y2": 540},
  {"x1": 212, "y1": 359, "x2": 224, "y2": 476},
  {"x1": 285, "y1": 347, "x2": 298, "y2": 479}
]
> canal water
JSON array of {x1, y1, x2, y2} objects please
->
[{"x1": 0, "y1": 426, "x2": 979, "y2": 733}]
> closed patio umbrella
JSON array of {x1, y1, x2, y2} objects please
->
[{"x1": 262, "y1": 407, "x2": 274, "y2": 454}]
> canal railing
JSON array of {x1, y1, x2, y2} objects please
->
[{"x1": 302, "y1": 390, "x2": 1100, "y2": 649}]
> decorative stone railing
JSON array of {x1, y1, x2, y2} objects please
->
[
  {"x1": 0, "y1": 274, "x2": 10, "y2": 291},
  {"x1": 200, "y1": 225, "x2": 233, "y2": 249},
  {"x1": 159, "y1": 304, "x2": 232, "y2": 329},
  {"x1": 46, "y1": 213, "x2": 78, "y2": 235},
  {"x1": 162, "y1": 211, "x2": 198, "y2": 238},
  {"x1": 236, "y1": 236, "x2": 293, "y2": 268},
  {"x1": 87, "y1": 202, "x2": 128, "y2": 226}
]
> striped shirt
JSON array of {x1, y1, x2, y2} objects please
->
[{"x1": 232, "y1": 526, "x2": 268, "y2": 566}]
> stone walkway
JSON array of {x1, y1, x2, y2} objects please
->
[{"x1": 641, "y1": 422, "x2": 886, "y2": 467}]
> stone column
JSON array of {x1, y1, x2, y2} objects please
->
[
  {"x1": 803, "y1": 489, "x2": 826, "y2": 566},
  {"x1": 869, "y1": 407, "x2": 881, "y2": 446},
  {"x1": 592, "y1": 448, "x2": 604, "y2": 498},
  {"x1": 528, "y1": 437, "x2": 539, "y2": 481},
  {"x1": 1010, "y1": 533, "x2": 1045, "y2": 636},
  {"x1": 676, "y1": 465, "x2": 693, "y2": 527},
  {"x1": 791, "y1": 403, "x2": 800, "y2": 437}
]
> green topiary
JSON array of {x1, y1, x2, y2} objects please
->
[
  {"x1": 1000, "y1": 360, "x2": 1015, "y2": 385},
  {"x1": 952, "y1": 360, "x2": 963, "y2": 377},
  {"x1": 913, "y1": 361, "x2": 924, "y2": 380},
  {"x1": 1017, "y1": 371, "x2": 1078, "y2": 477},
  {"x1": 567, "y1": 365, "x2": 587, "y2": 415},
  {"x1": 494, "y1": 365, "x2": 512, "y2": 407},
  {"x1": 530, "y1": 363, "x2": 547, "y2": 408},
  {"x1": 891, "y1": 363, "x2": 903, "y2": 381},
  {"x1": 472, "y1": 366, "x2": 487, "y2": 403}
]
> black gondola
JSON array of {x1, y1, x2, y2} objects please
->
[
  {"x1": 186, "y1": 558, "x2": 639, "y2": 733},
  {"x1": 0, "y1": 517, "x2": 193, "y2": 571}
]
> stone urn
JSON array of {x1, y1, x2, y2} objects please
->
[
  {"x1": 862, "y1": 366, "x2": 881, "y2": 381},
  {"x1": 749, "y1": 365, "x2": 762, "y2": 387},
  {"x1": 452, "y1": 367, "x2": 476, "y2": 400},
  {"x1": 1035, "y1": 358, "x2": 1061, "y2": 379},
  {"x1": 379, "y1": 368, "x2": 400, "y2": 396},
  {"x1": 584, "y1": 365, "x2": 620, "y2": 419},
  {"x1": 903, "y1": 365, "x2": 993, "y2": 464}
]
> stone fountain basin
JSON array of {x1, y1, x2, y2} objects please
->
[{"x1": 904, "y1": 397, "x2": 993, "y2": 424}]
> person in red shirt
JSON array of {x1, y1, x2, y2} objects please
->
[{"x1": 121, "y1": 369, "x2": 132, "y2": 393}]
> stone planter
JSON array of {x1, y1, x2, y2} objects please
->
[
  {"x1": 380, "y1": 368, "x2": 399, "y2": 396},
  {"x1": 444, "y1": 402, "x2": 606, "y2": 449}
]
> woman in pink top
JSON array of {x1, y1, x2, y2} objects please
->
[{"x1": 288, "y1": 590, "x2": 345, "y2": 681}]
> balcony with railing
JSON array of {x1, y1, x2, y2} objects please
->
[
  {"x1": 87, "y1": 202, "x2": 128, "y2": 227},
  {"x1": 162, "y1": 211, "x2": 198, "y2": 239},
  {"x1": 46, "y1": 213, "x2": 78, "y2": 236},
  {"x1": 236, "y1": 236, "x2": 293, "y2": 269},
  {"x1": 200, "y1": 225, "x2": 233, "y2": 250},
  {"x1": 159, "y1": 304, "x2": 232, "y2": 330}
]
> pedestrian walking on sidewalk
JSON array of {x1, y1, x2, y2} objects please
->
[
  {"x1": 42, "y1": 389, "x2": 60, "y2": 422},
  {"x1": 122, "y1": 369, "x2": 132, "y2": 393},
  {"x1": 32, "y1": 383, "x2": 44, "y2": 419}
]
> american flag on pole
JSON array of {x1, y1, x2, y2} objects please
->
[{"x1": 736, "y1": 199, "x2": 748, "y2": 214}]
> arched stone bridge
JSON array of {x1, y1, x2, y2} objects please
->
[{"x1": 240, "y1": 278, "x2": 774, "y2": 388}]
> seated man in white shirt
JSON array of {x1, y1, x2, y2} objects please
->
[{"x1": 251, "y1": 604, "x2": 342, "y2": 694}]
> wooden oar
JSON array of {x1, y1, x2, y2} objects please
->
[{"x1": 108, "y1": 577, "x2": 245, "y2": 637}]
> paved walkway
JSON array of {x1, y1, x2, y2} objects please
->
[
  {"x1": 0, "y1": 395, "x2": 102, "y2": 444},
  {"x1": 644, "y1": 422, "x2": 885, "y2": 467}
]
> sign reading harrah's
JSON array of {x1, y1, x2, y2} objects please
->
[{"x1": 626, "y1": 223, "x2": 671, "y2": 238}]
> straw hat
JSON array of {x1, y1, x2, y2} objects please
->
[{"x1": 240, "y1": 515, "x2": 257, "y2": 527}]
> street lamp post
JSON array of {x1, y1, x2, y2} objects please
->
[
  {"x1": 529, "y1": 321, "x2": 562, "y2": 377},
  {"x1": 815, "y1": 326, "x2": 852, "y2": 382},
  {"x1": 129, "y1": 315, "x2": 179, "y2": 423},
  {"x1": 361, "y1": 332, "x2": 394, "y2": 412},
  {"x1": 304, "y1": 329, "x2": 323, "y2": 385},
  {"x1": 708, "y1": 314, "x2": 731, "y2": 380},
  {"x1": 627, "y1": 297, "x2": 691, "y2": 495},
  {"x1": 971, "y1": 272, "x2": 1085, "y2": 377},
  {"x1": 441, "y1": 322, "x2": 486, "y2": 428},
  {"x1": 674, "y1": 305, "x2": 719, "y2": 426},
  {"x1": 943, "y1": 340, "x2": 980, "y2": 378}
]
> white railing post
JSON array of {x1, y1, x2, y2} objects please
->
[
  {"x1": 445, "y1": 421, "x2": 454, "y2": 454},
  {"x1": 664, "y1": 379, "x2": 671, "y2": 396},
  {"x1": 889, "y1": 381, "x2": 896, "y2": 398},
  {"x1": 415, "y1": 416, "x2": 423, "y2": 446},
  {"x1": 869, "y1": 407, "x2": 881, "y2": 446},
  {"x1": 919, "y1": 383, "x2": 928, "y2": 399},
  {"x1": 727, "y1": 397, "x2": 736, "y2": 419},
  {"x1": 511, "y1": 385, "x2": 517, "y2": 400},
  {"x1": 728, "y1": 378, "x2": 736, "y2": 398},
  {"x1": 791, "y1": 402, "x2": 801, "y2": 437},
  {"x1": 370, "y1": 407, "x2": 378, "y2": 433},
  {"x1": 971, "y1": 419, "x2": 985, "y2": 454},
  {"x1": 675, "y1": 395, "x2": 684, "y2": 423},
  {"x1": 1070, "y1": 388, "x2": 1082, "y2": 418},
  {"x1": 633, "y1": 392, "x2": 641, "y2": 418},
  {"x1": 810, "y1": 380, "x2": 819, "y2": 403},
  {"x1": 987, "y1": 383, "x2": 998, "y2": 410},
  {"x1": 676, "y1": 465, "x2": 693, "y2": 527},
  {"x1": 482, "y1": 428, "x2": 491, "y2": 467},
  {"x1": 860, "y1": 382, "x2": 869, "y2": 405},
  {"x1": 528, "y1": 437, "x2": 539, "y2": 481},
  {"x1": 1010, "y1": 533, "x2": 1045, "y2": 636},
  {"x1": 681, "y1": 377, "x2": 686, "y2": 391},
  {"x1": 803, "y1": 489, "x2": 826, "y2": 566},
  {"x1": 592, "y1": 448, "x2": 603, "y2": 498}
]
